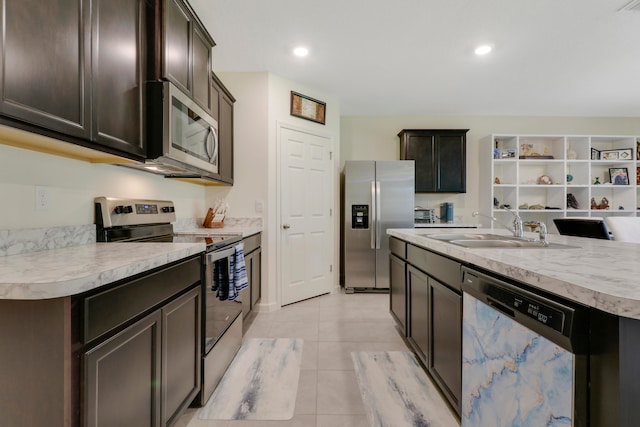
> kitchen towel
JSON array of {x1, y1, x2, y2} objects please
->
[
  {"x1": 351, "y1": 351, "x2": 459, "y2": 427},
  {"x1": 199, "y1": 338, "x2": 303, "y2": 421},
  {"x1": 228, "y1": 242, "x2": 248, "y2": 301}
]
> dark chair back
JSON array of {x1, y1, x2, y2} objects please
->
[{"x1": 553, "y1": 217, "x2": 611, "y2": 240}]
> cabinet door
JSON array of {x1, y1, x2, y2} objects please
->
[
  {"x1": 429, "y1": 277, "x2": 462, "y2": 413},
  {"x1": 84, "y1": 311, "x2": 162, "y2": 427},
  {"x1": 389, "y1": 253, "x2": 407, "y2": 335},
  {"x1": 0, "y1": 0, "x2": 91, "y2": 139},
  {"x1": 217, "y1": 90, "x2": 234, "y2": 183},
  {"x1": 250, "y1": 248, "x2": 261, "y2": 309},
  {"x1": 162, "y1": 287, "x2": 201, "y2": 426},
  {"x1": 191, "y1": 23, "x2": 212, "y2": 112},
  {"x1": 240, "y1": 251, "x2": 252, "y2": 318},
  {"x1": 403, "y1": 133, "x2": 435, "y2": 192},
  {"x1": 211, "y1": 74, "x2": 234, "y2": 184},
  {"x1": 408, "y1": 265, "x2": 429, "y2": 364},
  {"x1": 399, "y1": 129, "x2": 467, "y2": 193},
  {"x1": 436, "y1": 133, "x2": 466, "y2": 192},
  {"x1": 164, "y1": 0, "x2": 190, "y2": 93},
  {"x1": 91, "y1": 0, "x2": 145, "y2": 156}
]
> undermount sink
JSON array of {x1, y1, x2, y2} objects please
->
[
  {"x1": 425, "y1": 233, "x2": 508, "y2": 241},
  {"x1": 448, "y1": 239, "x2": 579, "y2": 249}
]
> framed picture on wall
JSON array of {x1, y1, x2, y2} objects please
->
[{"x1": 290, "y1": 91, "x2": 326, "y2": 124}]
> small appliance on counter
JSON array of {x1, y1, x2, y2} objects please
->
[
  {"x1": 440, "y1": 202, "x2": 454, "y2": 223},
  {"x1": 414, "y1": 208, "x2": 436, "y2": 224}
]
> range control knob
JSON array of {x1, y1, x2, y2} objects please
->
[
  {"x1": 114, "y1": 205, "x2": 124, "y2": 214},
  {"x1": 162, "y1": 206, "x2": 175, "y2": 213},
  {"x1": 123, "y1": 205, "x2": 133, "y2": 214}
]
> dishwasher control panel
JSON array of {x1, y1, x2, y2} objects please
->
[{"x1": 488, "y1": 285, "x2": 565, "y2": 333}]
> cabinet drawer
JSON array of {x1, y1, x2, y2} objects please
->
[
  {"x1": 84, "y1": 257, "x2": 200, "y2": 343},
  {"x1": 243, "y1": 233, "x2": 261, "y2": 254},
  {"x1": 407, "y1": 244, "x2": 461, "y2": 291},
  {"x1": 389, "y1": 237, "x2": 406, "y2": 259}
]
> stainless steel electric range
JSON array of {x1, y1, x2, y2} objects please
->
[{"x1": 95, "y1": 197, "x2": 243, "y2": 406}]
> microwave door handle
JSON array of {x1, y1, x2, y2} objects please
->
[
  {"x1": 204, "y1": 126, "x2": 215, "y2": 161},
  {"x1": 211, "y1": 126, "x2": 219, "y2": 165}
]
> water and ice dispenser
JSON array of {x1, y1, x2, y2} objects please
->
[{"x1": 351, "y1": 205, "x2": 369, "y2": 229}]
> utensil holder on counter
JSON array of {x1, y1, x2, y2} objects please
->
[{"x1": 203, "y1": 208, "x2": 225, "y2": 228}]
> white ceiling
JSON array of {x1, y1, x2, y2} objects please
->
[{"x1": 190, "y1": 0, "x2": 640, "y2": 117}]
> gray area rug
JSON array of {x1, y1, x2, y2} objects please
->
[
  {"x1": 199, "y1": 338, "x2": 303, "y2": 420},
  {"x1": 351, "y1": 351, "x2": 459, "y2": 427}
]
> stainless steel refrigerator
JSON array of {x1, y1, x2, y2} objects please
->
[{"x1": 343, "y1": 160, "x2": 415, "y2": 292}]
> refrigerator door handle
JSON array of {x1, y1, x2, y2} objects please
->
[
  {"x1": 375, "y1": 181, "x2": 381, "y2": 249},
  {"x1": 370, "y1": 181, "x2": 376, "y2": 249}
]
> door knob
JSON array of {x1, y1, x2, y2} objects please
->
[{"x1": 282, "y1": 224, "x2": 291, "y2": 229}]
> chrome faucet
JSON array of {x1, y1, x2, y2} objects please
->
[
  {"x1": 472, "y1": 209, "x2": 524, "y2": 239},
  {"x1": 536, "y1": 221, "x2": 548, "y2": 246},
  {"x1": 503, "y1": 207, "x2": 524, "y2": 238}
]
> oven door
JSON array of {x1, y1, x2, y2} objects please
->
[{"x1": 203, "y1": 247, "x2": 242, "y2": 354}]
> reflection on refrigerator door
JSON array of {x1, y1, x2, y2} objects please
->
[{"x1": 342, "y1": 160, "x2": 414, "y2": 292}]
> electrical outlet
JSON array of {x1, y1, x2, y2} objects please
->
[
  {"x1": 35, "y1": 186, "x2": 49, "y2": 211},
  {"x1": 255, "y1": 200, "x2": 264, "y2": 213}
]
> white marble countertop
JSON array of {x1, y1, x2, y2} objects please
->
[
  {"x1": 388, "y1": 228, "x2": 640, "y2": 320},
  {"x1": 176, "y1": 225, "x2": 262, "y2": 238},
  {"x1": 0, "y1": 242, "x2": 205, "y2": 300}
]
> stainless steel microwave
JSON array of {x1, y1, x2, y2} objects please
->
[{"x1": 145, "y1": 81, "x2": 219, "y2": 176}]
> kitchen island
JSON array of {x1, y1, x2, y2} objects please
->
[{"x1": 388, "y1": 227, "x2": 640, "y2": 427}]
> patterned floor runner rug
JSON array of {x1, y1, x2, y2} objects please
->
[
  {"x1": 351, "y1": 351, "x2": 459, "y2": 427},
  {"x1": 199, "y1": 338, "x2": 303, "y2": 420}
]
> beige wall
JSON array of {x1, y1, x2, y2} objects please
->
[
  {"x1": 341, "y1": 115, "x2": 640, "y2": 222},
  {"x1": 210, "y1": 72, "x2": 341, "y2": 310},
  {"x1": 0, "y1": 131, "x2": 208, "y2": 229}
]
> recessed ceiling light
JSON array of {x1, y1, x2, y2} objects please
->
[
  {"x1": 474, "y1": 45, "x2": 492, "y2": 55},
  {"x1": 293, "y1": 46, "x2": 309, "y2": 57}
]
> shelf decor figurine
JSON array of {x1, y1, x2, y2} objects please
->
[{"x1": 593, "y1": 177, "x2": 601, "y2": 185}]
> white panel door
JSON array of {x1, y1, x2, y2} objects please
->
[{"x1": 280, "y1": 126, "x2": 332, "y2": 305}]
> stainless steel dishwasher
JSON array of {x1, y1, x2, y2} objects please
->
[{"x1": 460, "y1": 266, "x2": 589, "y2": 427}]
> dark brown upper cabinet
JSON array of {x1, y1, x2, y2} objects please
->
[
  {"x1": 0, "y1": 0, "x2": 91, "y2": 140},
  {"x1": 399, "y1": 129, "x2": 468, "y2": 193},
  {"x1": 209, "y1": 73, "x2": 235, "y2": 185},
  {"x1": 0, "y1": 0, "x2": 147, "y2": 159},
  {"x1": 91, "y1": 0, "x2": 147, "y2": 156},
  {"x1": 156, "y1": 0, "x2": 214, "y2": 114}
]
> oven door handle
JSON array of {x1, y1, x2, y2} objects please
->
[{"x1": 206, "y1": 247, "x2": 236, "y2": 263}]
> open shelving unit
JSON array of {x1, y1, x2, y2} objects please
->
[{"x1": 480, "y1": 134, "x2": 640, "y2": 233}]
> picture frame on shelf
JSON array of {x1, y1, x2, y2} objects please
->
[
  {"x1": 637, "y1": 139, "x2": 640, "y2": 160},
  {"x1": 601, "y1": 150, "x2": 619, "y2": 160},
  {"x1": 591, "y1": 148, "x2": 600, "y2": 160},
  {"x1": 617, "y1": 149, "x2": 633, "y2": 160},
  {"x1": 637, "y1": 167, "x2": 640, "y2": 185},
  {"x1": 609, "y1": 167, "x2": 629, "y2": 185}
]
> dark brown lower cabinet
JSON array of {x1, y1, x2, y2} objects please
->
[
  {"x1": 389, "y1": 253, "x2": 407, "y2": 335},
  {"x1": 84, "y1": 286, "x2": 201, "y2": 427},
  {"x1": 84, "y1": 310, "x2": 162, "y2": 427},
  {"x1": 429, "y1": 277, "x2": 462, "y2": 412},
  {"x1": 162, "y1": 287, "x2": 201, "y2": 426},
  {"x1": 398, "y1": 241, "x2": 463, "y2": 416},
  {"x1": 408, "y1": 265, "x2": 430, "y2": 363}
]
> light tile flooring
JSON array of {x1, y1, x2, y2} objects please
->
[{"x1": 175, "y1": 289, "x2": 460, "y2": 427}]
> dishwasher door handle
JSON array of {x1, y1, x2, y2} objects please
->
[{"x1": 487, "y1": 298, "x2": 515, "y2": 318}]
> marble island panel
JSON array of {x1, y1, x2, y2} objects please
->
[
  {"x1": 387, "y1": 228, "x2": 640, "y2": 320},
  {"x1": 0, "y1": 242, "x2": 205, "y2": 300}
]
